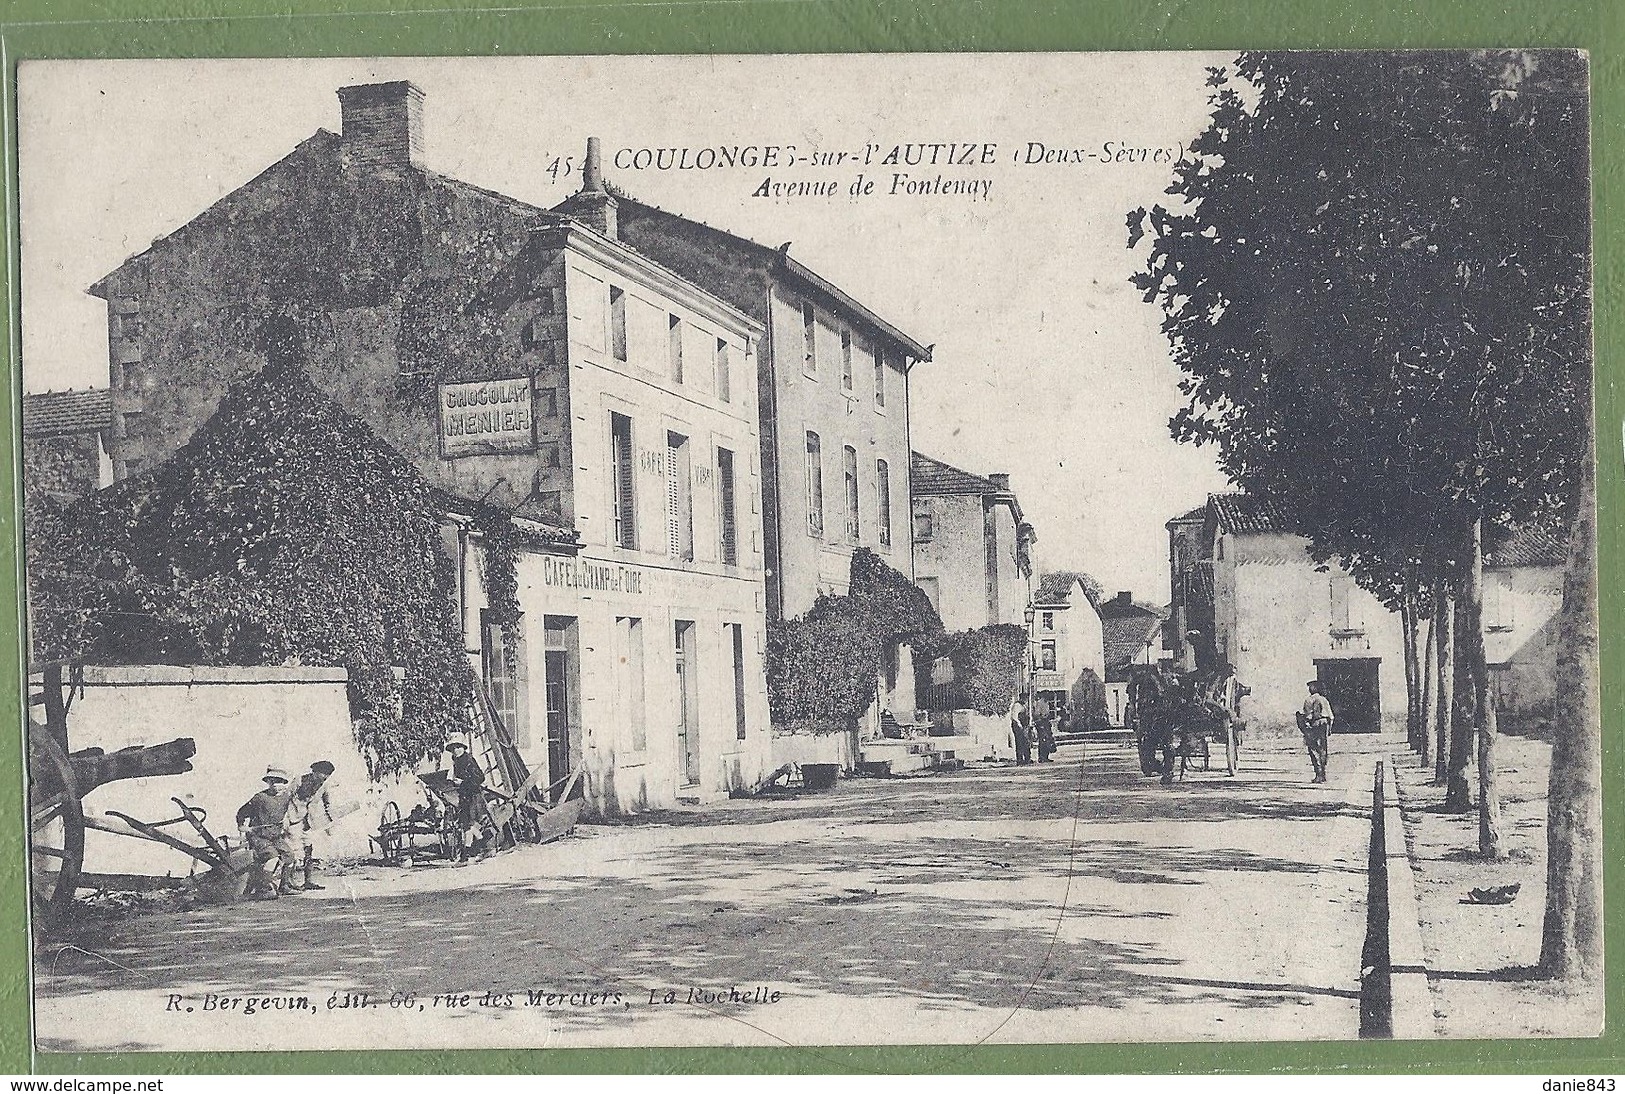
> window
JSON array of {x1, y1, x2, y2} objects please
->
[
  {"x1": 481, "y1": 610, "x2": 529, "y2": 748},
  {"x1": 876, "y1": 459, "x2": 892, "y2": 547},
  {"x1": 1040, "y1": 641, "x2": 1057, "y2": 672},
  {"x1": 615, "y1": 617, "x2": 646, "y2": 751},
  {"x1": 805, "y1": 431, "x2": 824, "y2": 536},
  {"x1": 728, "y1": 622, "x2": 748, "y2": 741},
  {"x1": 843, "y1": 445, "x2": 860, "y2": 541},
  {"x1": 666, "y1": 432, "x2": 694, "y2": 561},
  {"x1": 538, "y1": 441, "x2": 561, "y2": 469},
  {"x1": 1485, "y1": 578, "x2": 1515, "y2": 632},
  {"x1": 841, "y1": 330, "x2": 854, "y2": 391},
  {"x1": 718, "y1": 447, "x2": 738, "y2": 565},
  {"x1": 610, "y1": 412, "x2": 636, "y2": 549},
  {"x1": 715, "y1": 338, "x2": 731, "y2": 402},
  {"x1": 520, "y1": 317, "x2": 541, "y2": 351},
  {"x1": 1329, "y1": 573, "x2": 1362, "y2": 634},
  {"x1": 912, "y1": 499, "x2": 934, "y2": 542},
  {"x1": 801, "y1": 302, "x2": 817, "y2": 376},
  {"x1": 874, "y1": 350, "x2": 887, "y2": 407},
  {"x1": 536, "y1": 387, "x2": 559, "y2": 417},
  {"x1": 668, "y1": 314, "x2": 683, "y2": 382},
  {"x1": 1042, "y1": 612, "x2": 1055, "y2": 632},
  {"x1": 609, "y1": 286, "x2": 628, "y2": 362}
]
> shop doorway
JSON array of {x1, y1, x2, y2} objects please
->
[
  {"x1": 543, "y1": 616, "x2": 580, "y2": 798},
  {"x1": 1314, "y1": 656, "x2": 1382, "y2": 734},
  {"x1": 674, "y1": 620, "x2": 700, "y2": 787}
]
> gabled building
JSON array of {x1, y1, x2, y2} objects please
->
[
  {"x1": 1031, "y1": 571, "x2": 1106, "y2": 722},
  {"x1": 84, "y1": 82, "x2": 775, "y2": 815},
  {"x1": 1168, "y1": 493, "x2": 1407, "y2": 735},
  {"x1": 1099, "y1": 592, "x2": 1168, "y2": 728},
  {"x1": 601, "y1": 184, "x2": 931, "y2": 622},
  {"x1": 1484, "y1": 523, "x2": 1568, "y2": 733},
  {"x1": 910, "y1": 452, "x2": 1036, "y2": 632},
  {"x1": 22, "y1": 388, "x2": 113, "y2": 504}
]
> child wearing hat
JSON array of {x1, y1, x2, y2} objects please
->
[{"x1": 235, "y1": 766, "x2": 298, "y2": 898}]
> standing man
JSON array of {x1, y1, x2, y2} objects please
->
[
  {"x1": 1010, "y1": 703, "x2": 1033, "y2": 766},
  {"x1": 287, "y1": 760, "x2": 338, "y2": 891},
  {"x1": 236, "y1": 766, "x2": 297, "y2": 899},
  {"x1": 1297, "y1": 680, "x2": 1334, "y2": 783},
  {"x1": 1035, "y1": 706, "x2": 1058, "y2": 763},
  {"x1": 445, "y1": 740, "x2": 490, "y2": 859}
]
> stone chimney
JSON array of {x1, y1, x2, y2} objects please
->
[
  {"x1": 337, "y1": 81, "x2": 425, "y2": 174},
  {"x1": 558, "y1": 137, "x2": 619, "y2": 239},
  {"x1": 988, "y1": 473, "x2": 1011, "y2": 491},
  {"x1": 1113, "y1": 591, "x2": 1133, "y2": 608}
]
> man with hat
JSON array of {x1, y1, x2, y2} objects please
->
[
  {"x1": 1296, "y1": 680, "x2": 1335, "y2": 783},
  {"x1": 445, "y1": 740, "x2": 490, "y2": 860},
  {"x1": 235, "y1": 766, "x2": 298, "y2": 898},
  {"x1": 286, "y1": 760, "x2": 343, "y2": 891}
]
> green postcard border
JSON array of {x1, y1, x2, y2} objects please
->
[{"x1": 0, "y1": 0, "x2": 1619, "y2": 1076}]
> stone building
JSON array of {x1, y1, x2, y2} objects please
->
[
  {"x1": 910, "y1": 452, "x2": 1036, "y2": 632},
  {"x1": 1483, "y1": 524, "x2": 1567, "y2": 733},
  {"x1": 1100, "y1": 592, "x2": 1168, "y2": 728},
  {"x1": 1030, "y1": 572, "x2": 1106, "y2": 723},
  {"x1": 22, "y1": 388, "x2": 112, "y2": 505},
  {"x1": 86, "y1": 81, "x2": 774, "y2": 815},
  {"x1": 606, "y1": 188, "x2": 932, "y2": 622},
  {"x1": 1168, "y1": 493, "x2": 1407, "y2": 735}
]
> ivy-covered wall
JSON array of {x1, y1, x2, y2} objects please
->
[
  {"x1": 766, "y1": 548, "x2": 941, "y2": 732},
  {"x1": 93, "y1": 129, "x2": 573, "y2": 527},
  {"x1": 27, "y1": 345, "x2": 476, "y2": 778},
  {"x1": 916, "y1": 623, "x2": 1029, "y2": 717}
]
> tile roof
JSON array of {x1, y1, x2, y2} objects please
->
[
  {"x1": 23, "y1": 389, "x2": 113, "y2": 437},
  {"x1": 910, "y1": 451, "x2": 1002, "y2": 496},
  {"x1": 1035, "y1": 570, "x2": 1103, "y2": 609},
  {"x1": 1485, "y1": 523, "x2": 1569, "y2": 568},
  {"x1": 1103, "y1": 613, "x2": 1165, "y2": 676},
  {"x1": 1209, "y1": 492, "x2": 1293, "y2": 535},
  {"x1": 1166, "y1": 503, "x2": 1208, "y2": 526}
]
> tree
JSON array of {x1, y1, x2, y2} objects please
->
[
  {"x1": 1130, "y1": 51, "x2": 1591, "y2": 861},
  {"x1": 28, "y1": 319, "x2": 476, "y2": 776}
]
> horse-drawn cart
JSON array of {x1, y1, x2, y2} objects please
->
[{"x1": 1126, "y1": 664, "x2": 1246, "y2": 782}]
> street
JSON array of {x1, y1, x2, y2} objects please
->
[{"x1": 36, "y1": 737, "x2": 1381, "y2": 1053}]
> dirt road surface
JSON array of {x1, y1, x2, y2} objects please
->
[{"x1": 35, "y1": 736, "x2": 1379, "y2": 1053}]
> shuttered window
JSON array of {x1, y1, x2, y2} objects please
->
[
  {"x1": 668, "y1": 314, "x2": 683, "y2": 382},
  {"x1": 715, "y1": 338, "x2": 731, "y2": 402},
  {"x1": 718, "y1": 446, "x2": 738, "y2": 565},
  {"x1": 805, "y1": 431, "x2": 824, "y2": 536},
  {"x1": 876, "y1": 459, "x2": 892, "y2": 547},
  {"x1": 667, "y1": 431, "x2": 693, "y2": 561},
  {"x1": 610, "y1": 412, "x2": 636, "y2": 549},
  {"x1": 843, "y1": 445, "x2": 860, "y2": 541}
]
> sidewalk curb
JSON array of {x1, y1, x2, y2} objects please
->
[{"x1": 1382, "y1": 756, "x2": 1435, "y2": 1038}]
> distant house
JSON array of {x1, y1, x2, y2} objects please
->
[
  {"x1": 1031, "y1": 572, "x2": 1106, "y2": 721},
  {"x1": 1169, "y1": 493, "x2": 1407, "y2": 735},
  {"x1": 1484, "y1": 524, "x2": 1568, "y2": 733},
  {"x1": 1164, "y1": 502, "x2": 1211, "y2": 672},
  {"x1": 910, "y1": 452, "x2": 1037, "y2": 632},
  {"x1": 22, "y1": 389, "x2": 113, "y2": 505},
  {"x1": 1099, "y1": 592, "x2": 1168, "y2": 728}
]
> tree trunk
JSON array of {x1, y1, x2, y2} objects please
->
[
  {"x1": 1444, "y1": 593, "x2": 1474, "y2": 812},
  {"x1": 1540, "y1": 455, "x2": 1601, "y2": 981},
  {"x1": 1463, "y1": 520, "x2": 1504, "y2": 859},
  {"x1": 1401, "y1": 575, "x2": 1421, "y2": 752},
  {"x1": 1419, "y1": 612, "x2": 1435, "y2": 770},
  {"x1": 1433, "y1": 581, "x2": 1456, "y2": 788}
]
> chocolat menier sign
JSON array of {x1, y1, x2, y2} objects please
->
[{"x1": 438, "y1": 378, "x2": 535, "y2": 457}]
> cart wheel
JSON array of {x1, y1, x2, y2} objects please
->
[
  {"x1": 29, "y1": 734, "x2": 84, "y2": 934},
  {"x1": 1225, "y1": 722, "x2": 1239, "y2": 776},
  {"x1": 378, "y1": 801, "x2": 402, "y2": 865}
]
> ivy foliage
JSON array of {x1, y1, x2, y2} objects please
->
[
  {"x1": 917, "y1": 623, "x2": 1029, "y2": 717},
  {"x1": 28, "y1": 319, "x2": 475, "y2": 776},
  {"x1": 765, "y1": 548, "x2": 943, "y2": 731}
]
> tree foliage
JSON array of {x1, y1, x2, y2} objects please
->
[
  {"x1": 26, "y1": 324, "x2": 475, "y2": 777},
  {"x1": 916, "y1": 623, "x2": 1029, "y2": 717},
  {"x1": 766, "y1": 548, "x2": 943, "y2": 730},
  {"x1": 1131, "y1": 51, "x2": 1590, "y2": 581}
]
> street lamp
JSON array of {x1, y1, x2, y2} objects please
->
[{"x1": 1023, "y1": 606, "x2": 1037, "y2": 711}]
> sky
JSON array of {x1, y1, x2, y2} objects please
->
[{"x1": 17, "y1": 53, "x2": 1235, "y2": 602}]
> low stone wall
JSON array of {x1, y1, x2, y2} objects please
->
[
  {"x1": 944, "y1": 710, "x2": 1014, "y2": 761},
  {"x1": 770, "y1": 726, "x2": 858, "y2": 772},
  {"x1": 61, "y1": 666, "x2": 419, "y2": 879}
]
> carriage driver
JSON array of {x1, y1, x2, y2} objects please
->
[{"x1": 235, "y1": 766, "x2": 298, "y2": 899}]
